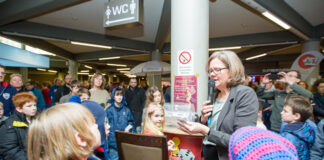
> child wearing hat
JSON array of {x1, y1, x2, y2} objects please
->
[
  {"x1": 280, "y1": 96, "x2": 316, "y2": 159},
  {"x1": 229, "y1": 126, "x2": 298, "y2": 160}
]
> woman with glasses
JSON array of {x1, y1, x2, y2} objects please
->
[{"x1": 178, "y1": 51, "x2": 259, "y2": 160}]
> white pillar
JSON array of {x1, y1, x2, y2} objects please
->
[
  {"x1": 171, "y1": 0, "x2": 209, "y2": 114},
  {"x1": 68, "y1": 60, "x2": 78, "y2": 80},
  {"x1": 302, "y1": 39, "x2": 321, "y2": 86}
]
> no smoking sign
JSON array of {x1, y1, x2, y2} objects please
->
[
  {"x1": 179, "y1": 51, "x2": 191, "y2": 64},
  {"x1": 177, "y1": 50, "x2": 194, "y2": 75}
]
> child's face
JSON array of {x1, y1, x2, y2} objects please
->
[
  {"x1": 281, "y1": 105, "x2": 298, "y2": 123},
  {"x1": 151, "y1": 109, "x2": 164, "y2": 127},
  {"x1": 71, "y1": 86, "x2": 80, "y2": 94},
  {"x1": 88, "y1": 122, "x2": 101, "y2": 149},
  {"x1": 0, "y1": 106, "x2": 3, "y2": 118},
  {"x1": 80, "y1": 93, "x2": 90, "y2": 101},
  {"x1": 153, "y1": 91, "x2": 161, "y2": 104},
  {"x1": 114, "y1": 94, "x2": 123, "y2": 103},
  {"x1": 17, "y1": 101, "x2": 37, "y2": 117}
]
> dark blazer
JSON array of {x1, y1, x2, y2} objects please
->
[{"x1": 206, "y1": 84, "x2": 259, "y2": 160}]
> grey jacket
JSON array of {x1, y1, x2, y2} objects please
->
[{"x1": 206, "y1": 84, "x2": 259, "y2": 160}]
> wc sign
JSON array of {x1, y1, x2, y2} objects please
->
[{"x1": 104, "y1": 0, "x2": 143, "y2": 28}]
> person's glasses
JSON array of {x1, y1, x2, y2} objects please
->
[
  {"x1": 208, "y1": 67, "x2": 227, "y2": 75},
  {"x1": 0, "y1": 72, "x2": 6, "y2": 76}
]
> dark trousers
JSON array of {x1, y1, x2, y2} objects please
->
[{"x1": 202, "y1": 145, "x2": 219, "y2": 160}]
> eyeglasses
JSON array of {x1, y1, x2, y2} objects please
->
[
  {"x1": 0, "y1": 72, "x2": 6, "y2": 76},
  {"x1": 208, "y1": 67, "x2": 228, "y2": 75}
]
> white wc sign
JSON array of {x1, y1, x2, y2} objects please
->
[{"x1": 104, "y1": 0, "x2": 143, "y2": 28}]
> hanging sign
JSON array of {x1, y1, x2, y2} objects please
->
[
  {"x1": 177, "y1": 50, "x2": 194, "y2": 75},
  {"x1": 291, "y1": 50, "x2": 324, "y2": 80},
  {"x1": 104, "y1": 0, "x2": 143, "y2": 29}
]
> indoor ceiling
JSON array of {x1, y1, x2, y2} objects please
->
[{"x1": 0, "y1": 0, "x2": 323, "y2": 76}]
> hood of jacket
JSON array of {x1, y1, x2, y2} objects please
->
[
  {"x1": 108, "y1": 87, "x2": 127, "y2": 108},
  {"x1": 282, "y1": 120, "x2": 316, "y2": 144}
]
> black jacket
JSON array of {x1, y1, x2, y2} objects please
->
[
  {"x1": 53, "y1": 84, "x2": 71, "y2": 103},
  {"x1": 125, "y1": 86, "x2": 146, "y2": 127},
  {"x1": 0, "y1": 111, "x2": 29, "y2": 160}
]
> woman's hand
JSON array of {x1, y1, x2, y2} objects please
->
[
  {"x1": 200, "y1": 101, "x2": 213, "y2": 124},
  {"x1": 177, "y1": 121, "x2": 210, "y2": 135}
]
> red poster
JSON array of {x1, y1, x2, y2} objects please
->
[{"x1": 174, "y1": 75, "x2": 197, "y2": 111}]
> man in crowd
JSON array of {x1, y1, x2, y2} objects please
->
[
  {"x1": 0, "y1": 65, "x2": 17, "y2": 117},
  {"x1": 53, "y1": 74, "x2": 72, "y2": 104},
  {"x1": 125, "y1": 78, "x2": 145, "y2": 133}
]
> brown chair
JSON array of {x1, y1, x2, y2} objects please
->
[{"x1": 115, "y1": 130, "x2": 169, "y2": 160}]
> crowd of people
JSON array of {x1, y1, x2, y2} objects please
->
[{"x1": 0, "y1": 49, "x2": 324, "y2": 160}]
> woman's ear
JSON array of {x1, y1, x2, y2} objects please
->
[{"x1": 75, "y1": 132, "x2": 87, "y2": 147}]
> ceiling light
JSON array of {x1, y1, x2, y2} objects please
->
[
  {"x1": 48, "y1": 70, "x2": 57, "y2": 73},
  {"x1": 99, "y1": 56, "x2": 120, "y2": 60},
  {"x1": 84, "y1": 65, "x2": 93, "y2": 69},
  {"x1": 107, "y1": 63, "x2": 127, "y2": 67},
  {"x1": 102, "y1": 73, "x2": 106, "y2": 75},
  {"x1": 37, "y1": 68, "x2": 46, "y2": 71},
  {"x1": 117, "y1": 68, "x2": 130, "y2": 71},
  {"x1": 71, "y1": 41, "x2": 112, "y2": 49},
  {"x1": 113, "y1": 75, "x2": 117, "y2": 77},
  {"x1": 80, "y1": 70, "x2": 89, "y2": 72},
  {"x1": 245, "y1": 53, "x2": 267, "y2": 60},
  {"x1": 124, "y1": 74, "x2": 136, "y2": 78},
  {"x1": 26, "y1": 45, "x2": 56, "y2": 56},
  {"x1": 77, "y1": 72, "x2": 89, "y2": 75},
  {"x1": 120, "y1": 71, "x2": 131, "y2": 73},
  {"x1": 209, "y1": 46, "x2": 242, "y2": 51},
  {"x1": 262, "y1": 11, "x2": 291, "y2": 30}
]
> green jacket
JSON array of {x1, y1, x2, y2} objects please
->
[{"x1": 256, "y1": 83, "x2": 313, "y2": 132}]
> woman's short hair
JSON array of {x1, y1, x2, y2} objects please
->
[
  {"x1": 90, "y1": 73, "x2": 106, "y2": 89},
  {"x1": 206, "y1": 51, "x2": 245, "y2": 88},
  {"x1": 27, "y1": 103, "x2": 96, "y2": 160}
]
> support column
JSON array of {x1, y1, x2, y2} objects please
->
[
  {"x1": 149, "y1": 50, "x2": 162, "y2": 89},
  {"x1": 171, "y1": 0, "x2": 209, "y2": 113},
  {"x1": 68, "y1": 60, "x2": 78, "y2": 80},
  {"x1": 19, "y1": 67, "x2": 28, "y2": 83},
  {"x1": 302, "y1": 39, "x2": 321, "y2": 86}
]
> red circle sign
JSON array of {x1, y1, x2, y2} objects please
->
[
  {"x1": 179, "y1": 51, "x2": 191, "y2": 64},
  {"x1": 298, "y1": 54, "x2": 315, "y2": 69}
]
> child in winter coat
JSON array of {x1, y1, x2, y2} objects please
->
[
  {"x1": 106, "y1": 87, "x2": 135, "y2": 160},
  {"x1": 0, "y1": 92, "x2": 37, "y2": 160},
  {"x1": 27, "y1": 103, "x2": 101, "y2": 160},
  {"x1": 280, "y1": 96, "x2": 316, "y2": 159}
]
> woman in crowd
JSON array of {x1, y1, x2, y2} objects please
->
[
  {"x1": 312, "y1": 78, "x2": 324, "y2": 124},
  {"x1": 89, "y1": 73, "x2": 110, "y2": 108},
  {"x1": 177, "y1": 51, "x2": 259, "y2": 160}
]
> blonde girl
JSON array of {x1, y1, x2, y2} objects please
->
[
  {"x1": 143, "y1": 103, "x2": 165, "y2": 135},
  {"x1": 142, "y1": 103, "x2": 176, "y2": 151},
  {"x1": 27, "y1": 103, "x2": 101, "y2": 160}
]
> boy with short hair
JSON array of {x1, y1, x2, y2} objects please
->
[
  {"x1": 280, "y1": 95, "x2": 316, "y2": 160},
  {"x1": 106, "y1": 87, "x2": 135, "y2": 160},
  {"x1": 0, "y1": 92, "x2": 37, "y2": 160},
  {"x1": 59, "y1": 80, "x2": 81, "y2": 103}
]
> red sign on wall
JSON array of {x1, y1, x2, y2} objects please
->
[{"x1": 174, "y1": 75, "x2": 197, "y2": 111}]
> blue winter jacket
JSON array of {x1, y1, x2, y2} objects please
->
[
  {"x1": 106, "y1": 87, "x2": 135, "y2": 149},
  {"x1": 310, "y1": 119, "x2": 324, "y2": 159},
  {"x1": 0, "y1": 82, "x2": 17, "y2": 116},
  {"x1": 280, "y1": 120, "x2": 316, "y2": 160}
]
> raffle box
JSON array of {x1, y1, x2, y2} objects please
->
[{"x1": 164, "y1": 127, "x2": 203, "y2": 160}]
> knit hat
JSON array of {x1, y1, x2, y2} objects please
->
[{"x1": 229, "y1": 126, "x2": 298, "y2": 160}]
